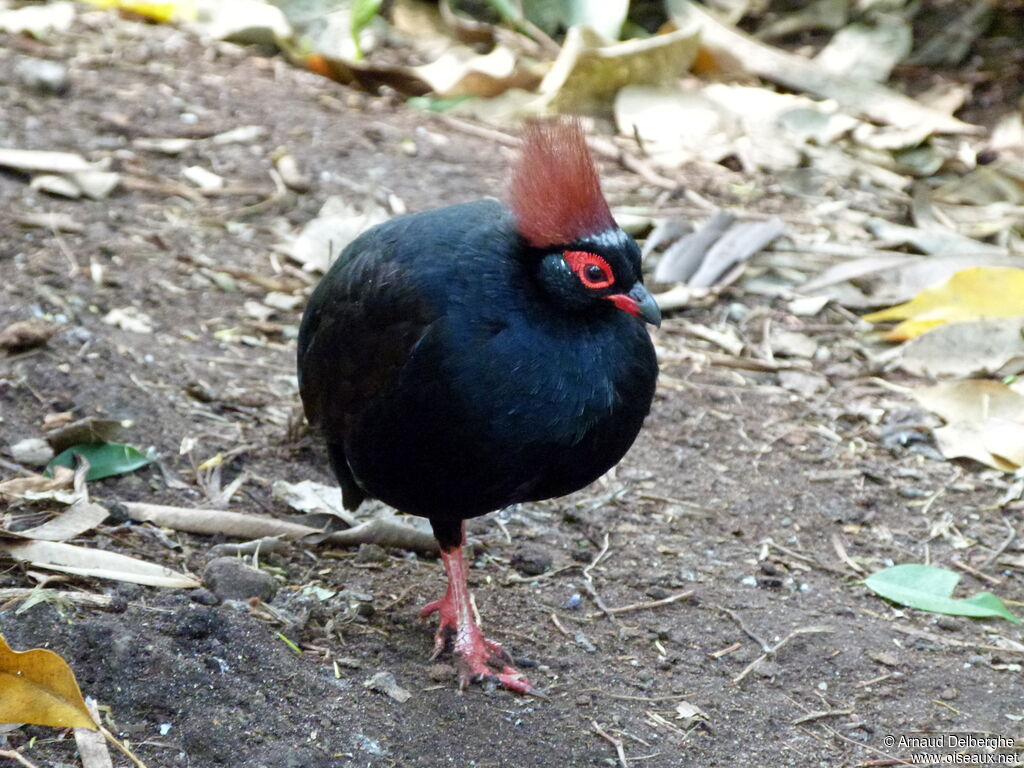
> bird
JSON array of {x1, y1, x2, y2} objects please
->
[{"x1": 297, "y1": 119, "x2": 660, "y2": 695}]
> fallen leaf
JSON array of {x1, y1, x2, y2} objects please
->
[
  {"x1": 6, "y1": 502, "x2": 109, "y2": 542},
  {"x1": 47, "y1": 443, "x2": 154, "y2": 482},
  {"x1": 865, "y1": 564, "x2": 1021, "y2": 624},
  {"x1": 914, "y1": 380, "x2": 1024, "y2": 471},
  {"x1": 865, "y1": 267, "x2": 1024, "y2": 340},
  {"x1": 541, "y1": 24, "x2": 701, "y2": 113},
  {"x1": 0, "y1": 540, "x2": 200, "y2": 588},
  {"x1": 892, "y1": 317, "x2": 1024, "y2": 379},
  {"x1": 0, "y1": 633, "x2": 96, "y2": 729},
  {"x1": 287, "y1": 196, "x2": 389, "y2": 273},
  {"x1": 0, "y1": 467, "x2": 75, "y2": 502}
]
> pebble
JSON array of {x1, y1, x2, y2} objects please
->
[
  {"x1": 15, "y1": 57, "x2": 70, "y2": 94},
  {"x1": 355, "y1": 543, "x2": 388, "y2": 564},
  {"x1": 189, "y1": 588, "x2": 220, "y2": 606},
  {"x1": 9, "y1": 437, "x2": 54, "y2": 466},
  {"x1": 202, "y1": 556, "x2": 278, "y2": 602},
  {"x1": 510, "y1": 546, "x2": 552, "y2": 576}
]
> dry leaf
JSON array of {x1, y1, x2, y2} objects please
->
[
  {"x1": 287, "y1": 197, "x2": 389, "y2": 273},
  {"x1": 0, "y1": 467, "x2": 75, "y2": 502},
  {"x1": 892, "y1": 318, "x2": 1024, "y2": 379},
  {"x1": 0, "y1": 633, "x2": 95, "y2": 730},
  {"x1": 541, "y1": 24, "x2": 701, "y2": 113},
  {"x1": 865, "y1": 267, "x2": 1024, "y2": 341},
  {"x1": 1, "y1": 540, "x2": 200, "y2": 588},
  {"x1": 7, "y1": 502, "x2": 109, "y2": 542},
  {"x1": 914, "y1": 380, "x2": 1024, "y2": 471}
]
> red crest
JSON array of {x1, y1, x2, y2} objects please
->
[{"x1": 509, "y1": 119, "x2": 615, "y2": 248}]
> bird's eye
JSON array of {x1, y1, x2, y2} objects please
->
[{"x1": 563, "y1": 251, "x2": 614, "y2": 290}]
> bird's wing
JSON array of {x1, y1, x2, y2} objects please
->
[{"x1": 297, "y1": 250, "x2": 437, "y2": 437}]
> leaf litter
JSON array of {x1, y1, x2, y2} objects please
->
[{"x1": 1, "y1": 2, "x2": 1023, "y2": 766}]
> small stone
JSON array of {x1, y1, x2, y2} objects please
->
[
  {"x1": 426, "y1": 663, "x2": 456, "y2": 682},
  {"x1": 355, "y1": 543, "x2": 388, "y2": 564},
  {"x1": 939, "y1": 687, "x2": 958, "y2": 701},
  {"x1": 510, "y1": 546, "x2": 552, "y2": 576},
  {"x1": 189, "y1": 588, "x2": 220, "y2": 606},
  {"x1": 364, "y1": 671, "x2": 411, "y2": 702},
  {"x1": 0, "y1": 319, "x2": 59, "y2": 351},
  {"x1": 9, "y1": 437, "x2": 54, "y2": 466},
  {"x1": 203, "y1": 557, "x2": 277, "y2": 602},
  {"x1": 15, "y1": 57, "x2": 70, "y2": 94}
]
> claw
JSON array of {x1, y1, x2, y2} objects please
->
[{"x1": 419, "y1": 542, "x2": 541, "y2": 696}]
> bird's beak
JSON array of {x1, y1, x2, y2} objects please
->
[{"x1": 606, "y1": 283, "x2": 662, "y2": 327}]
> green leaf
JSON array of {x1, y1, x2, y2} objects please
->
[
  {"x1": 864, "y1": 564, "x2": 1021, "y2": 624},
  {"x1": 46, "y1": 442, "x2": 154, "y2": 481},
  {"x1": 350, "y1": 0, "x2": 382, "y2": 60}
]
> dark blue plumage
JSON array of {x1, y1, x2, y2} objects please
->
[{"x1": 297, "y1": 120, "x2": 659, "y2": 694}]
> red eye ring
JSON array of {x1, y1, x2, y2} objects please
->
[{"x1": 563, "y1": 251, "x2": 614, "y2": 289}]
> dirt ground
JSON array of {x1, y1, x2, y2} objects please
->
[{"x1": 1, "y1": 11, "x2": 1022, "y2": 768}]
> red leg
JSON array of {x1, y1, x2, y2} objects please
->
[{"x1": 420, "y1": 527, "x2": 540, "y2": 696}]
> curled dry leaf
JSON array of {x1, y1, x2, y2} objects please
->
[
  {"x1": 0, "y1": 466, "x2": 75, "y2": 502},
  {"x1": 541, "y1": 24, "x2": 701, "y2": 113},
  {"x1": 0, "y1": 633, "x2": 96, "y2": 730}
]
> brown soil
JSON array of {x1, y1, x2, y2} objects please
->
[{"x1": 1, "y1": 12, "x2": 1021, "y2": 768}]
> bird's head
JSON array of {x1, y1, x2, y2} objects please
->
[{"x1": 509, "y1": 119, "x2": 661, "y2": 328}]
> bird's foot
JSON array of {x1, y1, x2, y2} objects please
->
[{"x1": 419, "y1": 595, "x2": 541, "y2": 697}]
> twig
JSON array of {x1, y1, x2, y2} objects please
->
[
  {"x1": 951, "y1": 558, "x2": 1002, "y2": 586},
  {"x1": 979, "y1": 517, "x2": 1018, "y2": 570},
  {"x1": 586, "y1": 590, "x2": 693, "y2": 619},
  {"x1": 582, "y1": 533, "x2": 616, "y2": 621},
  {"x1": 855, "y1": 672, "x2": 895, "y2": 688},
  {"x1": 831, "y1": 533, "x2": 865, "y2": 575},
  {"x1": 733, "y1": 626, "x2": 834, "y2": 685},
  {"x1": 550, "y1": 612, "x2": 572, "y2": 637},
  {"x1": 718, "y1": 607, "x2": 769, "y2": 651},
  {"x1": 592, "y1": 721, "x2": 629, "y2": 768},
  {"x1": 792, "y1": 708, "x2": 856, "y2": 725},
  {"x1": 505, "y1": 563, "x2": 581, "y2": 584},
  {"x1": 100, "y1": 726, "x2": 150, "y2": 768},
  {"x1": 578, "y1": 689, "x2": 695, "y2": 702},
  {"x1": 710, "y1": 641, "x2": 741, "y2": 658},
  {"x1": 0, "y1": 750, "x2": 41, "y2": 768}
]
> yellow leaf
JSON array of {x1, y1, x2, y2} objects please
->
[
  {"x1": 0, "y1": 633, "x2": 96, "y2": 730},
  {"x1": 864, "y1": 267, "x2": 1024, "y2": 341},
  {"x1": 82, "y1": 0, "x2": 196, "y2": 23}
]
